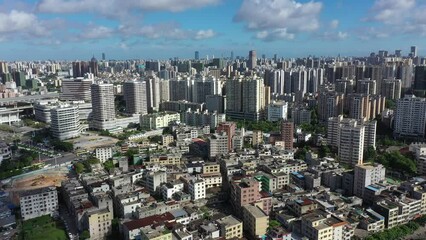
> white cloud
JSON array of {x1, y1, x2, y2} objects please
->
[
  {"x1": 195, "y1": 29, "x2": 216, "y2": 40},
  {"x1": 362, "y1": 0, "x2": 426, "y2": 39},
  {"x1": 330, "y1": 20, "x2": 339, "y2": 29},
  {"x1": 234, "y1": 0, "x2": 322, "y2": 40},
  {"x1": 256, "y1": 29, "x2": 295, "y2": 41},
  {"x1": 36, "y1": 0, "x2": 221, "y2": 16},
  {"x1": 319, "y1": 31, "x2": 348, "y2": 40},
  {"x1": 119, "y1": 23, "x2": 216, "y2": 41},
  {"x1": 0, "y1": 10, "x2": 48, "y2": 36},
  {"x1": 80, "y1": 25, "x2": 115, "y2": 39}
]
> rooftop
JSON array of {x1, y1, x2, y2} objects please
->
[{"x1": 216, "y1": 215, "x2": 241, "y2": 228}]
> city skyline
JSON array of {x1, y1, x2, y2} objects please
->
[{"x1": 1, "y1": 0, "x2": 426, "y2": 60}]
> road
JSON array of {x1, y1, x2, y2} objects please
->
[{"x1": 41, "y1": 152, "x2": 77, "y2": 166}]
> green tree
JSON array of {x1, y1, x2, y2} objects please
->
[
  {"x1": 104, "y1": 160, "x2": 115, "y2": 171},
  {"x1": 74, "y1": 162, "x2": 85, "y2": 174},
  {"x1": 318, "y1": 145, "x2": 331, "y2": 158},
  {"x1": 268, "y1": 220, "x2": 281, "y2": 229},
  {"x1": 80, "y1": 230, "x2": 90, "y2": 240},
  {"x1": 363, "y1": 146, "x2": 377, "y2": 163}
]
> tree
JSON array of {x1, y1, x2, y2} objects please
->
[
  {"x1": 268, "y1": 220, "x2": 281, "y2": 229},
  {"x1": 363, "y1": 146, "x2": 377, "y2": 163},
  {"x1": 318, "y1": 145, "x2": 331, "y2": 158},
  {"x1": 375, "y1": 151, "x2": 416, "y2": 176},
  {"x1": 80, "y1": 230, "x2": 90, "y2": 240},
  {"x1": 104, "y1": 160, "x2": 115, "y2": 171},
  {"x1": 74, "y1": 162, "x2": 85, "y2": 174}
]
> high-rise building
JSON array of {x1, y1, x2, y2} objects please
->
[
  {"x1": 102, "y1": 53, "x2": 106, "y2": 61},
  {"x1": 60, "y1": 78, "x2": 93, "y2": 102},
  {"x1": 328, "y1": 115, "x2": 376, "y2": 151},
  {"x1": 317, "y1": 90, "x2": 344, "y2": 122},
  {"x1": 12, "y1": 71, "x2": 26, "y2": 87},
  {"x1": 0, "y1": 62, "x2": 8, "y2": 74},
  {"x1": 394, "y1": 95, "x2": 426, "y2": 139},
  {"x1": 281, "y1": 121, "x2": 294, "y2": 150},
  {"x1": 356, "y1": 79, "x2": 377, "y2": 95},
  {"x1": 292, "y1": 106, "x2": 312, "y2": 125},
  {"x1": 225, "y1": 77, "x2": 267, "y2": 121},
  {"x1": 381, "y1": 78, "x2": 402, "y2": 100},
  {"x1": 348, "y1": 94, "x2": 370, "y2": 120},
  {"x1": 338, "y1": 119, "x2": 365, "y2": 166},
  {"x1": 354, "y1": 163, "x2": 386, "y2": 198},
  {"x1": 414, "y1": 66, "x2": 426, "y2": 93},
  {"x1": 145, "y1": 76, "x2": 161, "y2": 112},
  {"x1": 248, "y1": 50, "x2": 257, "y2": 69},
  {"x1": 195, "y1": 51, "x2": 199, "y2": 60},
  {"x1": 123, "y1": 80, "x2": 148, "y2": 115},
  {"x1": 72, "y1": 61, "x2": 90, "y2": 78},
  {"x1": 90, "y1": 83, "x2": 116, "y2": 130},
  {"x1": 169, "y1": 78, "x2": 192, "y2": 101},
  {"x1": 192, "y1": 77, "x2": 219, "y2": 103},
  {"x1": 89, "y1": 56, "x2": 99, "y2": 77},
  {"x1": 411, "y1": 46, "x2": 418, "y2": 58},
  {"x1": 242, "y1": 205, "x2": 269, "y2": 239},
  {"x1": 335, "y1": 78, "x2": 354, "y2": 94},
  {"x1": 50, "y1": 104, "x2": 81, "y2": 140},
  {"x1": 206, "y1": 95, "x2": 225, "y2": 113}
]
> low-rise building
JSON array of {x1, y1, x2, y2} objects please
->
[
  {"x1": 20, "y1": 186, "x2": 58, "y2": 220},
  {"x1": 95, "y1": 146, "x2": 113, "y2": 163},
  {"x1": 242, "y1": 205, "x2": 269, "y2": 239},
  {"x1": 216, "y1": 215, "x2": 243, "y2": 239}
]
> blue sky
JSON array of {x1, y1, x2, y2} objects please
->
[{"x1": 0, "y1": 0, "x2": 425, "y2": 60}]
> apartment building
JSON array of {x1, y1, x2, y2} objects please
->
[{"x1": 20, "y1": 186, "x2": 58, "y2": 220}]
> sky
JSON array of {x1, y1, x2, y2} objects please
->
[{"x1": 0, "y1": 0, "x2": 425, "y2": 60}]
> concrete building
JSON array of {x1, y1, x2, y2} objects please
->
[
  {"x1": 394, "y1": 95, "x2": 426, "y2": 139},
  {"x1": 226, "y1": 76, "x2": 268, "y2": 121},
  {"x1": 318, "y1": 90, "x2": 344, "y2": 122},
  {"x1": 206, "y1": 94, "x2": 225, "y2": 113},
  {"x1": 354, "y1": 163, "x2": 386, "y2": 198},
  {"x1": 267, "y1": 101, "x2": 288, "y2": 122},
  {"x1": 95, "y1": 146, "x2": 113, "y2": 163},
  {"x1": 217, "y1": 122, "x2": 236, "y2": 151},
  {"x1": 188, "y1": 178, "x2": 206, "y2": 201},
  {"x1": 145, "y1": 76, "x2": 161, "y2": 112},
  {"x1": 209, "y1": 133, "x2": 229, "y2": 158},
  {"x1": 216, "y1": 215, "x2": 243, "y2": 239},
  {"x1": 338, "y1": 119, "x2": 365, "y2": 166},
  {"x1": 142, "y1": 171, "x2": 167, "y2": 193},
  {"x1": 50, "y1": 104, "x2": 81, "y2": 140},
  {"x1": 123, "y1": 80, "x2": 148, "y2": 115},
  {"x1": 60, "y1": 78, "x2": 93, "y2": 102},
  {"x1": 20, "y1": 186, "x2": 58, "y2": 220},
  {"x1": 281, "y1": 121, "x2": 294, "y2": 150},
  {"x1": 86, "y1": 208, "x2": 113, "y2": 240},
  {"x1": 242, "y1": 205, "x2": 269, "y2": 239},
  {"x1": 140, "y1": 112, "x2": 180, "y2": 130},
  {"x1": 90, "y1": 83, "x2": 116, "y2": 130},
  {"x1": 292, "y1": 106, "x2": 312, "y2": 125},
  {"x1": 357, "y1": 79, "x2": 377, "y2": 95},
  {"x1": 348, "y1": 94, "x2": 371, "y2": 120},
  {"x1": 381, "y1": 79, "x2": 402, "y2": 100},
  {"x1": 0, "y1": 107, "x2": 22, "y2": 125},
  {"x1": 248, "y1": 50, "x2": 257, "y2": 69}
]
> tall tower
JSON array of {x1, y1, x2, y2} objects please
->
[
  {"x1": 338, "y1": 120, "x2": 365, "y2": 166},
  {"x1": 145, "y1": 76, "x2": 161, "y2": 112},
  {"x1": 123, "y1": 80, "x2": 147, "y2": 115},
  {"x1": 411, "y1": 46, "x2": 418, "y2": 58},
  {"x1": 90, "y1": 56, "x2": 98, "y2": 77},
  {"x1": 195, "y1": 51, "x2": 200, "y2": 60},
  {"x1": 280, "y1": 121, "x2": 294, "y2": 150},
  {"x1": 248, "y1": 50, "x2": 257, "y2": 69},
  {"x1": 90, "y1": 83, "x2": 115, "y2": 130}
]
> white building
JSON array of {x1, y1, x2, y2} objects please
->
[
  {"x1": 394, "y1": 95, "x2": 426, "y2": 139},
  {"x1": 60, "y1": 78, "x2": 93, "y2": 102},
  {"x1": 0, "y1": 107, "x2": 22, "y2": 125},
  {"x1": 209, "y1": 133, "x2": 229, "y2": 158},
  {"x1": 50, "y1": 104, "x2": 81, "y2": 140},
  {"x1": 95, "y1": 146, "x2": 113, "y2": 163},
  {"x1": 90, "y1": 83, "x2": 116, "y2": 130},
  {"x1": 160, "y1": 181, "x2": 184, "y2": 200},
  {"x1": 267, "y1": 101, "x2": 288, "y2": 122},
  {"x1": 354, "y1": 163, "x2": 386, "y2": 198},
  {"x1": 338, "y1": 119, "x2": 365, "y2": 166},
  {"x1": 20, "y1": 186, "x2": 58, "y2": 220},
  {"x1": 140, "y1": 111, "x2": 180, "y2": 130},
  {"x1": 123, "y1": 80, "x2": 148, "y2": 115},
  {"x1": 188, "y1": 178, "x2": 206, "y2": 201}
]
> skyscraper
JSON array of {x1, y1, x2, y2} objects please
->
[
  {"x1": 145, "y1": 76, "x2": 161, "y2": 112},
  {"x1": 0, "y1": 62, "x2": 8, "y2": 74},
  {"x1": 102, "y1": 53, "x2": 106, "y2": 61},
  {"x1": 411, "y1": 46, "x2": 418, "y2": 58},
  {"x1": 394, "y1": 95, "x2": 426, "y2": 139},
  {"x1": 90, "y1": 56, "x2": 99, "y2": 77},
  {"x1": 280, "y1": 121, "x2": 294, "y2": 150},
  {"x1": 414, "y1": 66, "x2": 426, "y2": 93},
  {"x1": 123, "y1": 80, "x2": 148, "y2": 115},
  {"x1": 381, "y1": 78, "x2": 402, "y2": 100},
  {"x1": 90, "y1": 83, "x2": 116, "y2": 130},
  {"x1": 248, "y1": 50, "x2": 257, "y2": 69},
  {"x1": 226, "y1": 77, "x2": 267, "y2": 121},
  {"x1": 195, "y1": 51, "x2": 199, "y2": 60},
  {"x1": 60, "y1": 78, "x2": 93, "y2": 102},
  {"x1": 338, "y1": 119, "x2": 365, "y2": 166},
  {"x1": 12, "y1": 71, "x2": 26, "y2": 87}
]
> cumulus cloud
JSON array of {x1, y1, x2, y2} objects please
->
[
  {"x1": 319, "y1": 31, "x2": 348, "y2": 41},
  {"x1": 362, "y1": 0, "x2": 426, "y2": 38},
  {"x1": 330, "y1": 20, "x2": 339, "y2": 29},
  {"x1": 234, "y1": 0, "x2": 322, "y2": 40},
  {"x1": 36, "y1": 0, "x2": 221, "y2": 16},
  {"x1": 79, "y1": 25, "x2": 115, "y2": 39},
  {"x1": 256, "y1": 29, "x2": 295, "y2": 41},
  {"x1": 0, "y1": 10, "x2": 48, "y2": 36},
  {"x1": 119, "y1": 23, "x2": 216, "y2": 41}
]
